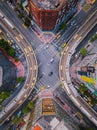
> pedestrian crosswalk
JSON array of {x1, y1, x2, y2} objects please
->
[
  {"x1": 35, "y1": 73, "x2": 59, "y2": 90},
  {"x1": 34, "y1": 42, "x2": 60, "y2": 92},
  {"x1": 34, "y1": 44, "x2": 45, "y2": 53},
  {"x1": 34, "y1": 44, "x2": 59, "y2": 59},
  {"x1": 46, "y1": 46, "x2": 60, "y2": 58}
]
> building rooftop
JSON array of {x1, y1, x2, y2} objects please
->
[
  {"x1": 33, "y1": 0, "x2": 62, "y2": 10},
  {"x1": 42, "y1": 98, "x2": 56, "y2": 115},
  {"x1": 54, "y1": 120, "x2": 70, "y2": 130},
  {"x1": 32, "y1": 124, "x2": 42, "y2": 130},
  {"x1": 50, "y1": 117, "x2": 59, "y2": 129}
]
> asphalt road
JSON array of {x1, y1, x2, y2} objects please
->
[
  {"x1": 59, "y1": 10, "x2": 97, "y2": 126},
  {"x1": 53, "y1": 87, "x2": 97, "y2": 128},
  {"x1": 0, "y1": 15, "x2": 38, "y2": 125},
  {"x1": 35, "y1": 44, "x2": 60, "y2": 90},
  {"x1": 0, "y1": 1, "x2": 43, "y2": 50},
  {"x1": 75, "y1": 24, "x2": 97, "y2": 54},
  {"x1": 52, "y1": 1, "x2": 97, "y2": 48}
]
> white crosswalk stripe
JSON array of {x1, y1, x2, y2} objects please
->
[
  {"x1": 36, "y1": 73, "x2": 59, "y2": 89},
  {"x1": 35, "y1": 44, "x2": 45, "y2": 53}
]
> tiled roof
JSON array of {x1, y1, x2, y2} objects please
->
[{"x1": 33, "y1": 125, "x2": 42, "y2": 130}]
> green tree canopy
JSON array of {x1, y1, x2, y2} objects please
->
[
  {"x1": 0, "y1": 39, "x2": 16, "y2": 57},
  {"x1": 13, "y1": 116, "x2": 20, "y2": 124},
  {"x1": 18, "y1": 3, "x2": 23, "y2": 9},
  {"x1": 0, "y1": 39, "x2": 9, "y2": 50},
  {"x1": 60, "y1": 22, "x2": 67, "y2": 30},
  {"x1": 0, "y1": 91, "x2": 11, "y2": 104},
  {"x1": 27, "y1": 101, "x2": 34, "y2": 109},
  {"x1": 90, "y1": 34, "x2": 97, "y2": 42},
  {"x1": 80, "y1": 48, "x2": 88, "y2": 57},
  {"x1": 22, "y1": 107, "x2": 30, "y2": 115},
  {"x1": 16, "y1": 77, "x2": 24, "y2": 83},
  {"x1": 7, "y1": 47, "x2": 15, "y2": 57},
  {"x1": 24, "y1": 17, "x2": 31, "y2": 27},
  {"x1": 79, "y1": 85, "x2": 87, "y2": 94}
]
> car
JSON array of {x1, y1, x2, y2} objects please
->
[
  {"x1": 83, "y1": 96, "x2": 88, "y2": 102},
  {"x1": 62, "y1": 43, "x2": 67, "y2": 48},
  {"x1": 41, "y1": 86, "x2": 46, "y2": 90},
  {"x1": 7, "y1": 40, "x2": 12, "y2": 45},
  {"x1": 47, "y1": 85, "x2": 51, "y2": 88},
  {"x1": 45, "y1": 45, "x2": 49, "y2": 49},
  {"x1": 74, "y1": 34, "x2": 78, "y2": 39},
  {"x1": 48, "y1": 72, "x2": 53, "y2": 76},
  {"x1": 15, "y1": 44, "x2": 20, "y2": 49},
  {"x1": 71, "y1": 20, "x2": 76, "y2": 26},
  {"x1": 22, "y1": 24, "x2": 27, "y2": 29},
  {"x1": 50, "y1": 58, "x2": 54, "y2": 63},
  {"x1": 15, "y1": 52, "x2": 19, "y2": 57},
  {"x1": 12, "y1": 45, "x2": 15, "y2": 49},
  {"x1": 55, "y1": 47, "x2": 60, "y2": 51}
]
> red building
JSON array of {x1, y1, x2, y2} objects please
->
[{"x1": 28, "y1": 0, "x2": 77, "y2": 31}]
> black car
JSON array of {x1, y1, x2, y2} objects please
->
[{"x1": 48, "y1": 72, "x2": 53, "y2": 76}]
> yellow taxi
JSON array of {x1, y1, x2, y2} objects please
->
[
  {"x1": 41, "y1": 86, "x2": 46, "y2": 90},
  {"x1": 7, "y1": 40, "x2": 12, "y2": 45},
  {"x1": 62, "y1": 43, "x2": 67, "y2": 48}
]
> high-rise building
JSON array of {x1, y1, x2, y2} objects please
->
[{"x1": 28, "y1": 0, "x2": 78, "y2": 31}]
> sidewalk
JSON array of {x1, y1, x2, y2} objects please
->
[
  {"x1": 20, "y1": 113, "x2": 30, "y2": 130},
  {"x1": 33, "y1": 30, "x2": 56, "y2": 44}
]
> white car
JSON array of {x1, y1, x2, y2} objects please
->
[
  {"x1": 50, "y1": 58, "x2": 54, "y2": 63},
  {"x1": 47, "y1": 85, "x2": 51, "y2": 88}
]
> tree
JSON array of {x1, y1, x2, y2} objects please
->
[
  {"x1": 16, "y1": 77, "x2": 24, "y2": 83},
  {"x1": 0, "y1": 39, "x2": 16, "y2": 56},
  {"x1": 13, "y1": 116, "x2": 20, "y2": 124},
  {"x1": 24, "y1": 17, "x2": 31, "y2": 27},
  {"x1": 18, "y1": 3, "x2": 23, "y2": 10},
  {"x1": 60, "y1": 22, "x2": 67, "y2": 30},
  {"x1": 27, "y1": 101, "x2": 34, "y2": 109},
  {"x1": 90, "y1": 98, "x2": 97, "y2": 106},
  {"x1": 79, "y1": 85, "x2": 87, "y2": 94},
  {"x1": 0, "y1": 91, "x2": 11, "y2": 104},
  {"x1": 60, "y1": 83, "x2": 63, "y2": 88},
  {"x1": 15, "y1": 57, "x2": 19, "y2": 62},
  {"x1": 22, "y1": 107, "x2": 30, "y2": 115},
  {"x1": 0, "y1": 39, "x2": 9, "y2": 50},
  {"x1": 7, "y1": 47, "x2": 15, "y2": 57},
  {"x1": 90, "y1": 34, "x2": 97, "y2": 42},
  {"x1": 80, "y1": 48, "x2": 88, "y2": 57}
]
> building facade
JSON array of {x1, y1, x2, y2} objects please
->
[{"x1": 28, "y1": 0, "x2": 78, "y2": 32}]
